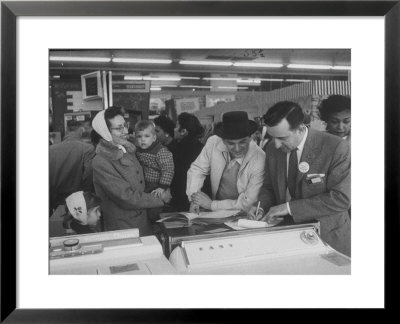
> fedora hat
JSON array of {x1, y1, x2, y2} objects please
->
[{"x1": 216, "y1": 111, "x2": 258, "y2": 140}]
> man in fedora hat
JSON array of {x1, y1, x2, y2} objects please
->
[
  {"x1": 249, "y1": 101, "x2": 351, "y2": 256},
  {"x1": 186, "y1": 111, "x2": 265, "y2": 213}
]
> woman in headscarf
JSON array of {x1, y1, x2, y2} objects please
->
[{"x1": 91, "y1": 106, "x2": 171, "y2": 235}]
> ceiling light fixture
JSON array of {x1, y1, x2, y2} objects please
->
[
  {"x1": 233, "y1": 62, "x2": 283, "y2": 68},
  {"x1": 49, "y1": 56, "x2": 111, "y2": 62},
  {"x1": 180, "y1": 85, "x2": 212, "y2": 88},
  {"x1": 179, "y1": 60, "x2": 233, "y2": 66},
  {"x1": 203, "y1": 77, "x2": 239, "y2": 81},
  {"x1": 259, "y1": 78, "x2": 284, "y2": 82},
  {"x1": 285, "y1": 79, "x2": 311, "y2": 82},
  {"x1": 287, "y1": 64, "x2": 333, "y2": 70},
  {"x1": 180, "y1": 76, "x2": 201, "y2": 80},
  {"x1": 113, "y1": 58, "x2": 172, "y2": 64},
  {"x1": 331, "y1": 66, "x2": 351, "y2": 70},
  {"x1": 236, "y1": 79, "x2": 261, "y2": 84},
  {"x1": 143, "y1": 76, "x2": 181, "y2": 81},
  {"x1": 124, "y1": 76, "x2": 143, "y2": 80},
  {"x1": 218, "y1": 86, "x2": 249, "y2": 90},
  {"x1": 124, "y1": 76, "x2": 181, "y2": 81},
  {"x1": 150, "y1": 87, "x2": 162, "y2": 91}
]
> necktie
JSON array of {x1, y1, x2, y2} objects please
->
[{"x1": 288, "y1": 148, "x2": 298, "y2": 198}]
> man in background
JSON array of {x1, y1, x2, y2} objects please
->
[{"x1": 49, "y1": 120, "x2": 95, "y2": 215}]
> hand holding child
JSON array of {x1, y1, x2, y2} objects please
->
[{"x1": 151, "y1": 188, "x2": 165, "y2": 198}]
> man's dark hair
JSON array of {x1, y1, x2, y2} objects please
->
[
  {"x1": 153, "y1": 115, "x2": 175, "y2": 138},
  {"x1": 319, "y1": 95, "x2": 351, "y2": 122},
  {"x1": 104, "y1": 106, "x2": 124, "y2": 130},
  {"x1": 66, "y1": 120, "x2": 83, "y2": 132},
  {"x1": 263, "y1": 101, "x2": 305, "y2": 130},
  {"x1": 178, "y1": 112, "x2": 204, "y2": 138}
]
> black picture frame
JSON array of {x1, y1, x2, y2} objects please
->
[{"x1": 1, "y1": 1, "x2": 399, "y2": 322}]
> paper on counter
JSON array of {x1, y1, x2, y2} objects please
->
[
  {"x1": 237, "y1": 219, "x2": 269, "y2": 228},
  {"x1": 225, "y1": 218, "x2": 283, "y2": 230},
  {"x1": 181, "y1": 209, "x2": 242, "y2": 220}
]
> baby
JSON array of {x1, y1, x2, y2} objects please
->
[
  {"x1": 135, "y1": 120, "x2": 174, "y2": 221},
  {"x1": 62, "y1": 191, "x2": 102, "y2": 234}
]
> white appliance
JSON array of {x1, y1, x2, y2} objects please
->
[
  {"x1": 169, "y1": 224, "x2": 350, "y2": 275},
  {"x1": 49, "y1": 229, "x2": 176, "y2": 275}
]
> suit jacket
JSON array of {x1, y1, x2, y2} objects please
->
[
  {"x1": 259, "y1": 129, "x2": 351, "y2": 256},
  {"x1": 187, "y1": 135, "x2": 265, "y2": 212}
]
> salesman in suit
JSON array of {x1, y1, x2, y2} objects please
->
[{"x1": 249, "y1": 101, "x2": 351, "y2": 256}]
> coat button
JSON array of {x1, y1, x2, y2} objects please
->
[{"x1": 140, "y1": 180, "x2": 143, "y2": 184}]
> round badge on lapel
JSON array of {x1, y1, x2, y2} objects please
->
[{"x1": 298, "y1": 162, "x2": 309, "y2": 173}]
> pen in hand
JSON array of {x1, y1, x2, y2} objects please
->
[{"x1": 255, "y1": 201, "x2": 260, "y2": 219}]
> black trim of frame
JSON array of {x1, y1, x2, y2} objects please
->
[
  {"x1": 385, "y1": 1, "x2": 400, "y2": 312},
  {"x1": 1, "y1": 2, "x2": 17, "y2": 322},
  {"x1": 3, "y1": 1, "x2": 398, "y2": 16},
  {"x1": 1, "y1": 0, "x2": 399, "y2": 322}
]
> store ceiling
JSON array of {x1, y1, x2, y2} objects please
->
[{"x1": 49, "y1": 49, "x2": 351, "y2": 91}]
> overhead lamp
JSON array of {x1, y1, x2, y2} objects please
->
[
  {"x1": 237, "y1": 79, "x2": 261, "y2": 84},
  {"x1": 181, "y1": 76, "x2": 201, "y2": 80},
  {"x1": 52, "y1": 75, "x2": 61, "y2": 79},
  {"x1": 180, "y1": 85, "x2": 212, "y2": 88},
  {"x1": 332, "y1": 66, "x2": 351, "y2": 70},
  {"x1": 124, "y1": 75, "x2": 143, "y2": 80},
  {"x1": 179, "y1": 60, "x2": 233, "y2": 66},
  {"x1": 218, "y1": 86, "x2": 248, "y2": 90},
  {"x1": 124, "y1": 75, "x2": 181, "y2": 81},
  {"x1": 158, "y1": 84, "x2": 179, "y2": 88},
  {"x1": 150, "y1": 87, "x2": 162, "y2": 91},
  {"x1": 233, "y1": 62, "x2": 283, "y2": 68},
  {"x1": 259, "y1": 78, "x2": 284, "y2": 82},
  {"x1": 143, "y1": 76, "x2": 181, "y2": 81},
  {"x1": 112, "y1": 58, "x2": 172, "y2": 64},
  {"x1": 287, "y1": 64, "x2": 333, "y2": 70},
  {"x1": 285, "y1": 79, "x2": 311, "y2": 82},
  {"x1": 203, "y1": 77, "x2": 239, "y2": 81},
  {"x1": 49, "y1": 56, "x2": 111, "y2": 62}
]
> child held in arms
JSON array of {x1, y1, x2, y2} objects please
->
[
  {"x1": 63, "y1": 191, "x2": 102, "y2": 234},
  {"x1": 134, "y1": 120, "x2": 174, "y2": 222}
]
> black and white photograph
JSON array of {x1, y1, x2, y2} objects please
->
[
  {"x1": 48, "y1": 49, "x2": 352, "y2": 275},
  {"x1": 3, "y1": 3, "x2": 395, "y2": 316}
]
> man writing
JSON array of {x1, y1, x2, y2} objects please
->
[
  {"x1": 250, "y1": 101, "x2": 351, "y2": 256},
  {"x1": 187, "y1": 111, "x2": 265, "y2": 213}
]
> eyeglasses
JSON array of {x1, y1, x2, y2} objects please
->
[{"x1": 110, "y1": 123, "x2": 128, "y2": 132}]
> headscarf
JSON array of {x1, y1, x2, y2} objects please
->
[
  {"x1": 92, "y1": 110, "x2": 126, "y2": 153},
  {"x1": 65, "y1": 191, "x2": 88, "y2": 225}
]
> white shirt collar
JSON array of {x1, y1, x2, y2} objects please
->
[{"x1": 297, "y1": 126, "x2": 308, "y2": 156}]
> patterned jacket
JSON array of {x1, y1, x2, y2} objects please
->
[{"x1": 136, "y1": 141, "x2": 174, "y2": 189}]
